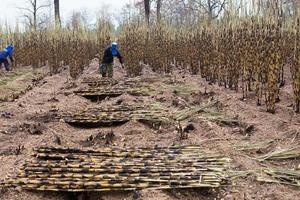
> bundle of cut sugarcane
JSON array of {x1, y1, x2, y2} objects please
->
[
  {"x1": 75, "y1": 76, "x2": 159, "y2": 100},
  {"x1": 74, "y1": 84, "x2": 152, "y2": 99},
  {"x1": 74, "y1": 88, "x2": 123, "y2": 98},
  {"x1": 132, "y1": 104, "x2": 172, "y2": 124},
  {"x1": 80, "y1": 77, "x2": 163, "y2": 90},
  {"x1": 0, "y1": 146, "x2": 230, "y2": 192},
  {"x1": 257, "y1": 168, "x2": 300, "y2": 187},
  {"x1": 81, "y1": 77, "x2": 118, "y2": 87},
  {"x1": 62, "y1": 104, "x2": 172, "y2": 126}
]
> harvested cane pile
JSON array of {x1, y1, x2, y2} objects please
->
[
  {"x1": 75, "y1": 78, "x2": 154, "y2": 100},
  {"x1": 74, "y1": 87, "x2": 124, "y2": 100},
  {"x1": 62, "y1": 104, "x2": 171, "y2": 127},
  {"x1": 80, "y1": 77, "x2": 160, "y2": 87},
  {"x1": 0, "y1": 146, "x2": 230, "y2": 192},
  {"x1": 74, "y1": 86, "x2": 152, "y2": 100},
  {"x1": 81, "y1": 77, "x2": 118, "y2": 87}
]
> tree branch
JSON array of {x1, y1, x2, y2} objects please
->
[
  {"x1": 16, "y1": 7, "x2": 34, "y2": 14},
  {"x1": 215, "y1": 0, "x2": 227, "y2": 18},
  {"x1": 36, "y1": 4, "x2": 51, "y2": 12},
  {"x1": 22, "y1": 14, "x2": 33, "y2": 27}
]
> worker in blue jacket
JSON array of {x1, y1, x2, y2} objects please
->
[
  {"x1": 100, "y1": 42, "x2": 124, "y2": 78},
  {"x1": 0, "y1": 45, "x2": 14, "y2": 71}
]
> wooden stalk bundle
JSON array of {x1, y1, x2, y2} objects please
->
[
  {"x1": 74, "y1": 86, "x2": 152, "y2": 99},
  {"x1": 62, "y1": 104, "x2": 172, "y2": 127},
  {"x1": 1, "y1": 146, "x2": 230, "y2": 192},
  {"x1": 81, "y1": 78, "x2": 118, "y2": 87},
  {"x1": 75, "y1": 77, "x2": 155, "y2": 100}
]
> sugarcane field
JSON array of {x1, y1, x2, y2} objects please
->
[{"x1": 0, "y1": 0, "x2": 300, "y2": 200}]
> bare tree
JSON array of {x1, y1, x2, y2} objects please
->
[
  {"x1": 290, "y1": 0, "x2": 300, "y2": 16},
  {"x1": 247, "y1": 0, "x2": 300, "y2": 22},
  {"x1": 159, "y1": 0, "x2": 195, "y2": 25},
  {"x1": 157, "y1": 0, "x2": 162, "y2": 23},
  {"x1": 54, "y1": 0, "x2": 61, "y2": 27},
  {"x1": 123, "y1": 0, "x2": 299, "y2": 26},
  {"x1": 144, "y1": 0, "x2": 151, "y2": 26},
  {"x1": 195, "y1": 0, "x2": 227, "y2": 20},
  {"x1": 69, "y1": 12, "x2": 82, "y2": 30},
  {"x1": 158, "y1": 0, "x2": 227, "y2": 25},
  {"x1": 67, "y1": 9, "x2": 91, "y2": 30},
  {"x1": 18, "y1": 0, "x2": 51, "y2": 30}
]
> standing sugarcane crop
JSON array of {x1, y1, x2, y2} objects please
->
[
  {"x1": 292, "y1": 18, "x2": 300, "y2": 113},
  {"x1": 100, "y1": 42, "x2": 124, "y2": 78},
  {"x1": 265, "y1": 24, "x2": 281, "y2": 113},
  {"x1": 69, "y1": 35, "x2": 81, "y2": 79}
]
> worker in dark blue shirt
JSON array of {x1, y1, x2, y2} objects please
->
[
  {"x1": 100, "y1": 42, "x2": 124, "y2": 78},
  {"x1": 0, "y1": 45, "x2": 14, "y2": 71}
]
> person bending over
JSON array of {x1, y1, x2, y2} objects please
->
[
  {"x1": 0, "y1": 45, "x2": 14, "y2": 71},
  {"x1": 100, "y1": 42, "x2": 124, "y2": 78}
]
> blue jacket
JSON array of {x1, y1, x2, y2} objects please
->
[
  {"x1": 102, "y1": 45, "x2": 123, "y2": 64},
  {"x1": 0, "y1": 45, "x2": 14, "y2": 61}
]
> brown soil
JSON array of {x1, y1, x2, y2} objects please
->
[{"x1": 0, "y1": 61, "x2": 299, "y2": 200}]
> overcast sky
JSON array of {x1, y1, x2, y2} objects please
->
[{"x1": 0, "y1": 0, "x2": 133, "y2": 26}]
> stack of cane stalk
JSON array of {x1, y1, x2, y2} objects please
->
[
  {"x1": 80, "y1": 76, "x2": 174, "y2": 91},
  {"x1": 0, "y1": 146, "x2": 230, "y2": 192},
  {"x1": 75, "y1": 77, "x2": 154, "y2": 99},
  {"x1": 63, "y1": 104, "x2": 137, "y2": 125},
  {"x1": 74, "y1": 85, "x2": 152, "y2": 99},
  {"x1": 81, "y1": 77, "x2": 118, "y2": 87},
  {"x1": 62, "y1": 104, "x2": 172, "y2": 126},
  {"x1": 74, "y1": 86, "x2": 124, "y2": 99}
]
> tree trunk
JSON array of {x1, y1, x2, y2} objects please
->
[
  {"x1": 33, "y1": 0, "x2": 37, "y2": 30},
  {"x1": 144, "y1": 0, "x2": 150, "y2": 64},
  {"x1": 207, "y1": 0, "x2": 213, "y2": 24},
  {"x1": 157, "y1": 0, "x2": 162, "y2": 24},
  {"x1": 294, "y1": 0, "x2": 300, "y2": 17},
  {"x1": 257, "y1": 0, "x2": 261, "y2": 15},
  {"x1": 54, "y1": 0, "x2": 61, "y2": 28},
  {"x1": 144, "y1": 0, "x2": 150, "y2": 26}
]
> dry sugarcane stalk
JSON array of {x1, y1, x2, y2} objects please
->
[
  {"x1": 62, "y1": 104, "x2": 173, "y2": 126},
  {"x1": 257, "y1": 167, "x2": 300, "y2": 187},
  {"x1": 258, "y1": 147, "x2": 300, "y2": 161},
  {"x1": 1, "y1": 146, "x2": 230, "y2": 192},
  {"x1": 234, "y1": 140, "x2": 274, "y2": 151}
]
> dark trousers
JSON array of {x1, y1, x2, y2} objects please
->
[
  {"x1": 0, "y1": 58, "x2": 10, "y2": 71},
  {"x1": 100, "y1": 63, "x2": 113, "y2": 78}
]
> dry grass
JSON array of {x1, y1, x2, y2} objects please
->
[{"x1": 0, "y1": 66, "x2": 46, "y2": 102}]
